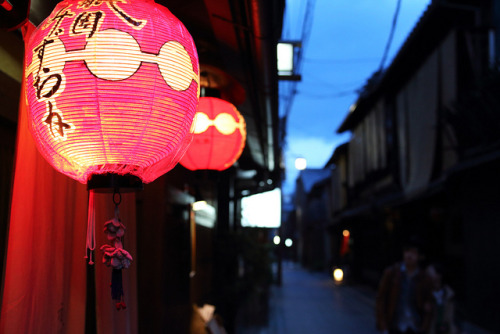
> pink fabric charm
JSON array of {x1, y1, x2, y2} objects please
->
[
  {"x1": 104, "y1": 218, "x2": 126, "y2": 240},
  {"x1": 100, "y1": 243, "x2": 133, "y2": 270},
  {"x1": 100, "y1": 200, "x2": 132, "y2": 309},
  {"x1": 100, "y1": 217, "x2": 133, "y2": 269}
]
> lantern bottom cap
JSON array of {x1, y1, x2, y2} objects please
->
[{"x1": 87, "y1": 173, "x2": 144, "y2": 193}]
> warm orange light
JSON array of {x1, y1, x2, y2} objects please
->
[
  {"x1": 193, "y1": 111, "x2": 245, "y2": 135},
  {"x1": 180, "y1": 97, "x2": 246, "y2": 171},
  {"x1": 340, "y1": 230, "x2": 350, "y2": 257},
  {"x1": 24, "y1": 0, "x2": 199, "y2": 183},
  {"x1": 333, "y1": 268, "x2": 344, "y2": 282},
  {"x1": 192, "y1": 201, "x2": 208, "y2": 212}
]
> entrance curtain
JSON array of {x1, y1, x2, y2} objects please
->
[
  {"x1": 0, "y1": 22, "x2": 87, "y2": 334},
  {"x1": 1, "y1": 22, "x2": 137, "y2": 334}
]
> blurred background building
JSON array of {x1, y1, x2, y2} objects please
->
[{"x1": 284, "y1": 1, "x2": 500, "y2": 332}]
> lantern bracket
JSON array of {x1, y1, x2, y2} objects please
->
[{"x1": 87, "y1": 173, "x2": 143, "y2": 193}]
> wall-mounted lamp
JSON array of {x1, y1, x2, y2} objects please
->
[
  {"x1": 277, "y1": 41, "x2": 302, "y2": 81},
  {"x1": 192, "y1": 200, "x2": 208, "y2": 212}
]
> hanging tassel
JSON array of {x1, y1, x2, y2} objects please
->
[
  {"x1": 111, "y1": 269, "x2": 126, "y2": 310},
  {"x1": 111, "y1": 269, "x2": 123, "y2": 300},
  {"x1": 86, "y1": 190, "x2": 96, "y2": 265},
  {"x1": 100, "y1": 190, "x2": 132, "y2": 310}
]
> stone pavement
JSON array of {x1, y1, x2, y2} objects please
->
[
  {"x1": 237, "y1": 262, "x2": 492, "y2": 334},
  {"x1": 238, "y1": 261, "x2": 379, "y2": 334}
]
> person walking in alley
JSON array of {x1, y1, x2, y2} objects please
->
[
  {"x1": 376, "y1": 236, "x2": 433, "y2": 334},
  {"x1": 426, "y1": 263, "x2": 461, "y2": 334}
]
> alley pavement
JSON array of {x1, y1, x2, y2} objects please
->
[{"x1": 238, "y1": 262, "x2": 492, "y2": 334}]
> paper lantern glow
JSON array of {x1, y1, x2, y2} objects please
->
[
  {"x1": 24, "y1": 0, "x2": 200, "y2": 184},
  {"x1": 180, "y1": 97, "x2": 246, "y2": 171},
  {"x1": 23, "y1": 0, "x2": 201, "y2": 310}
]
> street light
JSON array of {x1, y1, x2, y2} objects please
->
[
  {"x1": 333, "y1": 268, "x2": 344, "y2": 283},
  {"x1": 295, "y1": 157, "x2": 307, "y2": 170}
]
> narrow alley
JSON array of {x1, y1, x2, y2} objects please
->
[
  {"x1": 238, "y1": 262, "x2": 493, "y2": 334},
  {"x1": 239, "y1": 262, "x2": 378, "y2": 334}
]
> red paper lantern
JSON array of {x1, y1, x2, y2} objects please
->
[
  {"x1": 24, "y1": 0, "x2": 200, "y2": 184},
  {"x1": 180, "y1": 97, "x2": 246, "y2": 171}
]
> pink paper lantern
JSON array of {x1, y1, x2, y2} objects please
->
[
  {"x1": 180, "y1": 97, "x2": 246, "y2": 171},
  {"x1": 24, "y1": 0, "x2": 200, "y2": 184}
]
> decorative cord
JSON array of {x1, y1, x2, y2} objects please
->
[{"x1": 86, "y1": 190, "x2": 96, "y2": 265}]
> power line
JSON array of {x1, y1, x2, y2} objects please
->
[
  {"x1": 378, "y1": 0, "x2": 402, "y2": 72},
  {"x1": 303, "y1": 57, "x2": 380, "y2": 64},
  {"x1": 295, "y1": 89, "x2": 358, "y2": 99},
  {"x1": 281, "y1": 0, "x2": 316, "y2": 117},
  {"x1": 280, "y1": 0, "x2": 317, "y2": 145},
  {"x1": 300, "y1": 73, "x2": 365, "y2": 88}
]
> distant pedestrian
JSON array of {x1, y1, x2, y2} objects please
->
[
  {"x1": 426, "y1": 263, "x2": 461, "y2": 334},
  {"x1": 191, "y1": 304, "x2": 228, "y2": 334},
  {"x1": 376, "y1": 236, "x2": 433, "y2": 334}
]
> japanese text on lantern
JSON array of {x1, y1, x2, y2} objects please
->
[
  {"x1": 77, "y1": 0, "x2": 145, "y2": 29},
  {"x1": 27, "y1": 0, "x2": 148, "y2": 140}
]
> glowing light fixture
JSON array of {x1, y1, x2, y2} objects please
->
[
  {"x1": 340, "y1": 229, "x2": 350, "y2": 257},
  {"x1": 277, "y1": 41, "x2": 301, "y2": 81},
  {"x1": 273, "y1": 236, "x2": 281, "y2": 245},
  {"x1": 241, "y1": 189, "x2": 281, "y2": 228},
  {"x1": 295, "y1": 157, "x2": 307, "y2": 170},
  {"x1": 333, "y1": 268, "x2": 344, "y2": 282},
  {"x1": 24, "y1": 0, "x2": 200, "y2": 185},
  {"x1": 285, "y1": 238, "x2": 293, "y2": 247},
  {"x1": 180, "y1": 97, "x2": 246, "y2": 171},
  {"x1": 192, "y1": 200, "x2": 208, "y2": 212},
  {"x1": 277, "y1": 42, "x2": 293, "y2": 74}
]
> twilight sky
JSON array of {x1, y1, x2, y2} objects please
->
[{"x1": 280, "y1": 0, "x2": 432, "y2": 196}]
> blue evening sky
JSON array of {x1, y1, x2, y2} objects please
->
[{"x1": 280, "y1": 0, "x2": 432, "y2": 196}]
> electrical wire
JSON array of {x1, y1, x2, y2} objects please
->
[
  {"x1": 280, "y1": 0, "x2": 317, "y2": 145},
  {"x1": 295, "y1": 89, "x2": 358, "y2": 99},
  {"x1": 378, "y1": 0, "x2": 402, "y2": 72},
  {"x1": 303, "y1": 57, "x2": 380, "y2": 64}
]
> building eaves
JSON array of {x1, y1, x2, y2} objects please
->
[
  {"x1": 337, "y1": 0, "x2": 478, "y2": 133},
  {"x1": 325, "y1": 141, "x2": 348, "y2": 168}
]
